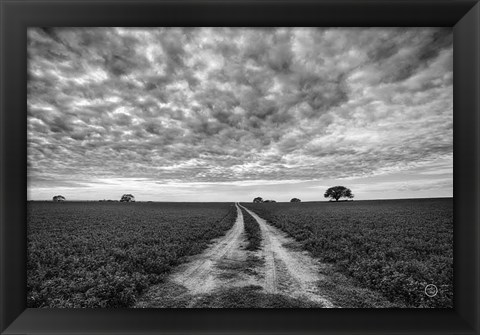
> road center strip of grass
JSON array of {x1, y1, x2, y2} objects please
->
[{"x1": 240, "y1": 207, "x2": 262, "y2": 251}]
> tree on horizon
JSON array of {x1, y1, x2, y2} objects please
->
[
  {"x1": 324, "y1": 186, "x2": 354, "y2": 202},
  {"x1": 120, "y1": 194, "x2": 135, "y2": 202}
]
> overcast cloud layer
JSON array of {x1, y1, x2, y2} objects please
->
[{"x1": 27, "y1": 27, "x2": 452, "y2": 201}]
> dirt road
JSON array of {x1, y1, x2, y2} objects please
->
[{"x1": 136, "y1": 203, "x2": 334, "y2": 308}]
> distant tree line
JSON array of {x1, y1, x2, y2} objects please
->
[
  {"x1": 252, "y1": 186, "x2": 354, "y2": 204},
  {"x1": 53, "y1": 194, "x2": 137, "y2": 202},
  {"x1": 253, "y1": 197, "x2": 278, "y2": 203}
]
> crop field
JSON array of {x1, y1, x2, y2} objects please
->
[
  {"x1": 27, "y1": 202, "x2": 236, "y2": 308},
  {"x1": 27, "y1": 198, "x2": 453, "y2": 309},
  {"x1": 242, "y1": 198, "x2": 453, "y2": 308}
]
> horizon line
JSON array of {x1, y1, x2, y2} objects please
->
[{"x1": 28, "y1": 196, "x2": 453, "y2": 203}]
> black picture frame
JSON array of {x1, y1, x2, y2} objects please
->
[{"x1": 1, "y1": 0, "x2": 479, "y2": 334}]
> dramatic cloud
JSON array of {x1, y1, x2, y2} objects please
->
[{"x1": 27, "y1": 27, "x2": 453, "y2": 201}]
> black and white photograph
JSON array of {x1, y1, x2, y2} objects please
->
[{"x1": 27, "y1": 27, "x2": 453, "y2": 308}]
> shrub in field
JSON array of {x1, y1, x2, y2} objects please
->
[
  {"x1": 241, "y1": 209, "x2": 262, "y2": 251},
  {"x1": 243, "y1": 199, "x2": 453, "y2": 308},
  {"x1": 27, "y1": 202, "x2": 236, "y2": 308}
]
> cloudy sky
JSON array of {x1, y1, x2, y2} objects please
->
[{"x1": 27, "y1": 27, "x2": 452, "y2": 202}]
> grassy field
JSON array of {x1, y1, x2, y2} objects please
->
[
  {"x1": 242, "y1": 198, "x2": 453, "y2": 308},
  {"x1": 27, "y1": 202, "x2": 236, "y2": 308}
]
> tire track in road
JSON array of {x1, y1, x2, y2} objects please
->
[
  {"x1": 170, "y1": 203, "x2": 246, "y2": 295},
  {"x1": 262, "y1": 227, "x2": 278, "y2": 294}
]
